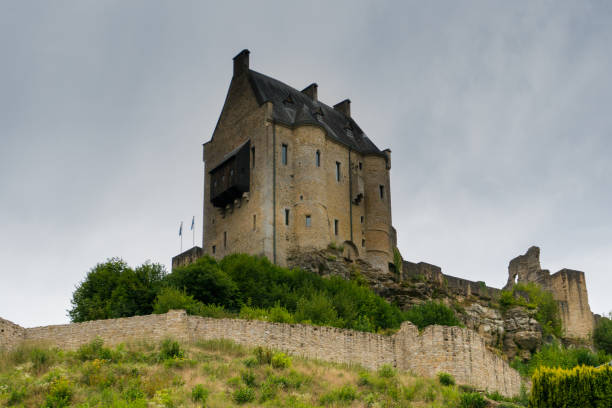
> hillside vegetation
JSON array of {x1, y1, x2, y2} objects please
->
[
  {"x1": 69, "y1": 254, "x2": 462, "y2": 334},
  {"x1": 0, "y1": 338, "x2": 527, "y2": 408}
]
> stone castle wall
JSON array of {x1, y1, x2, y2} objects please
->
[
  {"x1": 0, "y1": 317, "x2": 25, "y2": 350},
  {"x1": 0, "y1": 310, "x2": 522, "y2": 397}
]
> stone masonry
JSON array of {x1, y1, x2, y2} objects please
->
[
  {"x1": 1, "y1": 310, "x2": 522, "y2": 397},
  {"x1": 503, "y1": 246, "x2": 595, "y2": 339},
  {"x1": 173, "y1": 49, "x2": 396, "y2": 272}
]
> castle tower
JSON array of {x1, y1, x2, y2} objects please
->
[{"x1": 185, "y1": 50, "x2": 396, "y2": 272}]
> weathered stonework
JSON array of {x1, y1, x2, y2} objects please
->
[
  {"x1": 0, "y1": 317, "x2": 25, "y2": 350},
  {"x1": 0, "y1": 310, "x2": 522, "y2": 397},
  {"x1": 174, "y1": 50, "x2": 396, "y2": 272},
  {"x1": 503, "y1": 246, "x2": 595, "y2": 340}
]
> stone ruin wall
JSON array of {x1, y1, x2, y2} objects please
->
[
  {"x1": 503, "y1": 246, "x2": 595, "y2": 339},
  {"x1": 1, "y1": 317, "x2": 25, "y2": 350},
  {"x1": 0, "y1": 310, "x2": 522, "y2": 397}
]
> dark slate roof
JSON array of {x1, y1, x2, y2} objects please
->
[{"x1": 247, "y1": 70, "x2": 384, "y2": 156}]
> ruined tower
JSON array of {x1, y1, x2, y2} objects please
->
[{"x1": 174, "y1": 50, "x2": 396, "y2": 272}]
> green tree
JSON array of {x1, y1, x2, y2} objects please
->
[
  {"x1": 594, "y1": 313, "x2": 612, "y2": 354},
  {"x1": 404, "y1": 301, "x2": 462, "y2": 330},
  {"x1": 165, "y1": 256, "x2": 239, "y2": 307},
  {"x1": 68, "y1": 258, "x2": 166, "y2": 322}
]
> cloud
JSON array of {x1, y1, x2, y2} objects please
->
[{"x1": 0, "y1": 1, "x2": 610, "y2": 326}]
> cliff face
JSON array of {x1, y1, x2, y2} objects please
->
[{"x1": 288, "y1": 245, "x2": 595, "y2": 361}]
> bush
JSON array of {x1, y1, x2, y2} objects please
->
[
  {"x1": 530, "y1": 365, "x2": 612, "y2": 408},
  {"x1": 43, "y1": 377, "x2": 73, "y2": 408},
  {"x1": 233, "y1": 386, "x2": 256, "y2": 404},
  {"x1": 159, "y1": 339, "x2": 184, "y2": 360},
  {"x1": 76, "y1": 338, "x2": 113, "y2": 361},
  {"x1": 510, "y1": 341, "x2": 610, "y2": 377},
  {"x1": 437, "y1": 372, "x2": 455, "y2": 386},
  {"x1": 241, "y1": 370, "x2": 257, "y2": 387},
  {"x1": 254, "y1": 346, "x2": 273, "y2": 365},
  {"x1": 377, "y1": 364, "x2": 396, "y2": 378},
  {"x1": 191, "y1": 384, "x2": 208, "y2": 403},
  {"x1": 500, "y1": 283, "x2": 562, "y2": 337},
  {"x1": 154, "y1": 287, "x2": 231, "y2": 318},
  {"x1": 404, "y1": 301, "x2": 462, "y2": 329},
  {"x1": 459, "y1": 392, "x2": 486, "y2": 408},
  {"x1": 166, "y1": 256, "x2": 239, "y2": 307},
  {"x1": 271, "y1": 352, "x2": 292, "y2": 369},
  {"x1": 320, "y1": 385, "x2": 357, "y2": 404},
  {"x1": 594, "y1": 314, "x2": 612, "y2": 354}
]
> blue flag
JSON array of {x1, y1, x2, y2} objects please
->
[
  {"x1": 179, "y1": 221, "x2": 183, "y2": 236},
  {"x1": 190, "y1": 216, "x2": 195, "y2": 231}
]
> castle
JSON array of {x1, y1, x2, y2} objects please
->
[
  {"x1": 172, "y1": 50, "x2": 596, "y2": 342},
  {"x1": 174, "y1": 49, "x2": 396, "y2": 272}
]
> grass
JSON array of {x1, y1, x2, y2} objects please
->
[{"x1": 0, "y1": 339, "x2": 527, "y2": 407}]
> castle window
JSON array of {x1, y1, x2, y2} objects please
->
[
  {"x1": 316, "y1": 150, "x2": 321, "y2": 167},
  {"x1": 360, "y1": 216, "x2": 364, "y2": 224},
  {"x1": 305, "y1": 215, "x2": 311, "y2": 227},
  {"x1": 284, "y1": 209, "x2": 290, "y2": 226},
  {"x1": 223, "y1": 231, "x2": 227, "y2": 249},
  {"x1": 335, "y1": 162, "x2": 341, "y2": 181},
  {"x1": 362, "y1": 239, "x2": 365, "y2": 247},
  {"x1": 251, "y1": 147, "x2": 255, "y2": 168},
  {"x1": 212, "y1": 245, "x2": 216, "y2": 254},
  {"x1": 334, "y1": 219, "x2": 339, "y2": 235},
  {"x1": 253, "y1": 214, "x2": 256, "y2": 230},
  {"x1": 281, "y1": 144, "x2": 288, "y2": 165},
  {"x1": 359, "y1": 162, "x2": 363, "y2": 170},
  {"x1": 379, "y1": 185, "x2": 385, "y2": 199}
]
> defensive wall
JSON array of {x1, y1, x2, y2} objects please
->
[{"x1": 0, "y1": 310, "x2": 522, "y2": 397}]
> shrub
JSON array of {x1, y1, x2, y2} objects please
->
[
  {"x1": 459, "y1": 392, "x2": 486, "y2": 408},
  {"x1": 594, "y1": 314, "x2": 612, "y2": 354},
  {"x1": 259, "y1": 379, "x2": 278, "y2": 401},
  {"x1": 42, "y1": 377, "x2": 73, "y2": 408},
  {"x1": 7, "y1": 387, "x2": 27, "y2": 405},
  {"x1": 30, "y1": 347, "x2": 53, "y2": 373},
  {"x1": 268, "y1": 303, "x2": 294, "y2": 323},
  {"x1": 377, "y1": 364, "x2": 396, "y2": 378},
  {"x1": 271, "y1": 352, "x2": 292, "y2": 369},
  {"x1": 233, "y1": 386, "x2": 256, "y2": 404},
  {"x1": 254, "y1": 347, "x2": 273, "y2": 365},
  {"x1": 294, "y1": 292, "x2": 341, "y2": 326},
  {"x1": 76, "y1": 337, "x2": 113, "y2": 361},
  {"x1": 166, "y1": 256, "x2": 239, "y2": 307},
  {"x1": 530, "y1": 365, "x2": 612, "y2": 408},
  {"x1": 510, "y1": 341, "x2": 610, "y2": 377},
  {"x1": 191, "y1": 384, "x2": 208, "y2": 402},
  {"x1": 319, "y1": 385, "x2": 357, "y2": 404},
  {"x1": 404, "y1": 301, "x2": 462, "y2": 329},
  {"x1": 159, "y1": 339, "x2": 184, "y2": 360},
  {"x1": 437, "y1": 372, "x2": 455, "y2": 386},
  {"x1": 241, "y1": 370, "x2": 257, "y2": 387},
  {"x1": 243, "y1": 356, "x2": 258, "y2": 367},
  {"x1": 153, "y1": 287, "x2": 231, "y2": 318},
  {"x1": 500, "y1": 283, "x2": 562, "y2": 337}
]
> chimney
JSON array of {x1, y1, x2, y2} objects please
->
[
  {"x1": 233, "y1": 49, "x2": 250, "y2": 77},
  {"x1": 301, "y1": 83, "x2": 318, "y2": 101},
  {"x1": 333, "y1": 99, "x2": 351, "y2": 117}
]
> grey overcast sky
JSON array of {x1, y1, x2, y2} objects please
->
[{"x1": 1, "y1": 1, "x2": 611, "y2": 328}]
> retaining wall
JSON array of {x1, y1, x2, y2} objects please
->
[{"x1": 0, "y1": 310, "x2": 522, "y2": 397}]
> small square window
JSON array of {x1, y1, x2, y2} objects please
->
[
  {"x1": 360, "y1": 216, "x2": 364, "y2": 224},
  {"x1": 305, "y1": 215, "x2": 311, "y2": 227},
  {"x1": 361, "y1": 239, "x2": 365, "y2": 247},
  {"x1": 334, "y1": 219, "x2": 339, "y2": 235},
  {"x1": 359, "y1": 162, "x2": 363, "y2": 170},
  {"x1": 212, "y1": 245, "x2": 216, "y2": 254}
]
